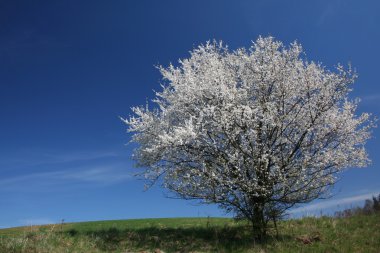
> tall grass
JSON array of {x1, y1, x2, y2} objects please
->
[{"x1": 0, "y1": 214, "x2": 379, "y2": 253}]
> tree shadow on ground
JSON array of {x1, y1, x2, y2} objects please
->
[{"x1": 65, "y1": 225, "x2": 291, "y2": 252}]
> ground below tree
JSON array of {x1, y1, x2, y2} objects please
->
[{"x1": 0, "y1": 213, "x2": 379, "y2": 253}]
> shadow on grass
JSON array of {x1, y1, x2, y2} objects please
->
[{"x1": 65, "y1": 226, "x2": 291, "y2": 252}]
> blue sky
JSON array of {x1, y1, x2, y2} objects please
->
[{"x1": 0, "y1": 0, "x2": 379, "y2": 228}]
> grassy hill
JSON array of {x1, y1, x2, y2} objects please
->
[{"x1": 0, "y1": 214, "x2": 379, "y2": 253}]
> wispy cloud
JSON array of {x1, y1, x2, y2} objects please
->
[
  {"x1": 360, "y1": 94, "x2": 380, "y2": 104},
  {"x1": 291, "y1": 191, "x2": 380, "y2": 214},
  {"x1": 0, "y1": 164, "x2": 132, "y2": 192},
  {"x1": 58, "y1": 166, "x2": 132, "y2": 184},
  {"x1": 317, "y1": 0, "x2": 341, "y2": 26},
  {"x1": 0, "y1": 149, "x2": 121, "y2": 171}
]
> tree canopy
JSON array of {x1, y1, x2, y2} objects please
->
[{"x1": 123, "y1": 37, "x2": 374, "y2": 238}]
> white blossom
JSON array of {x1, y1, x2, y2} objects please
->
[{"x1": 123, "y1": 36, "x2": 375, "y2": 236}]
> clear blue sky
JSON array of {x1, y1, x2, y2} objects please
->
[{"x1": 1, "y1": 0, "x2": 379, "y2": 228}]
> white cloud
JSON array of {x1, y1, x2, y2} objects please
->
[
  {"x1": 317, "y1": 0, "x2": 341, "y2": 26},
  {"x1": 361, "y1": 94, "x2": 380, "y2": 103},
  {"x1": 58, "y1": 166, "x2": 132, "y2": 184},
  {"x1": 0, "y1": 164, "x2": 132, "y2": 191},
  {"x1": 0, "y1": 149, "x2": 120, "y2": 169},
  {"x1": 291, "y1": 191, "x2": 380, "y2": 214}
]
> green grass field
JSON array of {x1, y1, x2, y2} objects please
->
[{"x1": 0, "y1": 214, "x2": 379, "y2": 253}]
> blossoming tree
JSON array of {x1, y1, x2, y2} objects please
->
[{"x1": 123, "y1": 37, "x2": 374, "y2": 238}]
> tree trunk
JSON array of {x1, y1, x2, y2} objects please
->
[
  {"x1": 273, "y1": 216, "x2": 279, "y2": 239},
  {"x1": 251, "y1": 203, "x2": 266, "y2": 240}
]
